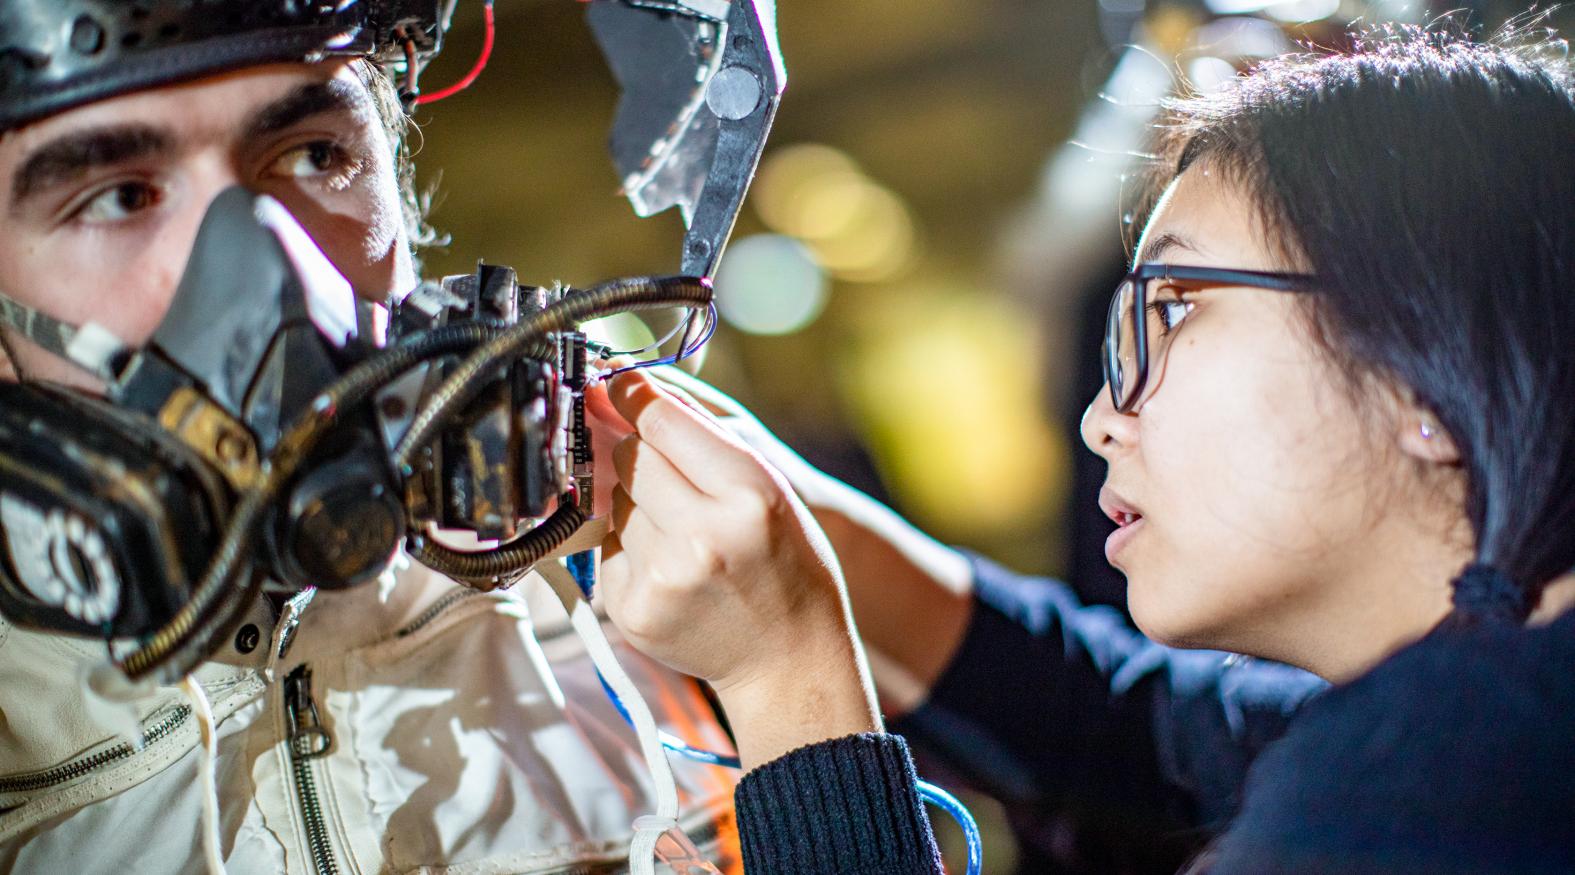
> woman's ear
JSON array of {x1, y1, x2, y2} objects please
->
[{"x1": 1397, "y1": 409, "x2": 1460, "y2": 465}]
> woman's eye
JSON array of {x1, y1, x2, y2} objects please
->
[
  {"x1": 75, "y1": 181, "x2": 162, "y2": 225},
  {"x1": 1147, "y1": 298, "x2": 1195, "y2": 336},
  {"x1": 268, "y1": 141, "x2": 351, "y2": 180}
]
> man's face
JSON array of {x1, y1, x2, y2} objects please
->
[{"x1": 0, "y1": 60, "x2": 414, "y2": 388}]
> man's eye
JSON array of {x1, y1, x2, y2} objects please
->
[
  {"x1": 268, "y1": 141, "x2": 351, "y2": 180},
  {"x1": 75, "y1": 181, "x2": 162, "y2": 225}
]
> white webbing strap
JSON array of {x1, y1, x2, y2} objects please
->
[
  {"x1": 535, "y1": 557, "x2": 720, "y2": 875},
  {"x1": 179, "y1": 675, "x2": 226, "y2": 875}
]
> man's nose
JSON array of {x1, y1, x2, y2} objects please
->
[
  {"x1": 1080, "y1": 383, "x2": 1139, "y2": 461},
  {"x1": 166, "y1": 159, "x2": 253, "y2": 248}
]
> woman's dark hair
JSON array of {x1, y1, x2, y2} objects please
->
[{"x1": 1147, "y1": 21, "x2": 1575, "y2": 622}]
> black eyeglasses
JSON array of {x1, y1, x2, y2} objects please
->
[{"x1": 1103, "y1": 263, "x2": 1316, "y2": 413}]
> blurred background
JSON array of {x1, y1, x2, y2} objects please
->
[{"x1": 409, "y1": 1, "x2": 1569, "y2": 870}]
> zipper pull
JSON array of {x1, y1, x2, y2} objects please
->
[{"x1": 284, "y1": 665, "x2": 332, "y2": 759}]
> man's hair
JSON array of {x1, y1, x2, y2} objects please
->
[
  {"x1": 1144, "y1": 21, "x2": 1575, "y2": 619},
  {"x1": 354, "y1": 60, "x2": 444, "y2": 260}
]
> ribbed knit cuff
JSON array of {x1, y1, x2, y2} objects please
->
[{"x1": 733, "y1": 732, "x2": 944, "y2": 875}]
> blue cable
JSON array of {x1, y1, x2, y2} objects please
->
[
  {"x1": 566, "y1": 550, "x2": 597, "y2": 597},
  {"x1": 915, "y1": 779, "x2": 983, "y2": 875},
  {"x1": 567, "y1": 550, "x2": 984, "y2": 875}
]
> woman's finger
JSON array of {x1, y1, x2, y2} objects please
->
[
  {"x1": 608, "y1": 483, "x2": 638, "y2": 537},
  {"x1": 606, "y1": 370, "x2": 769, "y2": 498},
  {"x1": 611, "y1": 433, "x2": 713, "y2": 522},
  {"x1": 650, "y1": 366, "x2": 753, "y2": 421},
  {"x1": 607, "y1": 496, "x2": 669, "y2": 570},
  {"x1": 646, "y1": 377, "x2": 714, "y2": 422}
]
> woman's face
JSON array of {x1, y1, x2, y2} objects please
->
[{"x1": 1081, "y1": 167, "x2": 1462, "y2": 675}]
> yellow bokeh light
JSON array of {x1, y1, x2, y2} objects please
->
[
  {"x1": 838, "y1": 285, "x2": 1069, "y2": 545},
  {"x1": 754, "y1": 143, "x2": 918, "y2": 283},
  {"x1": 806, "y1": 185, "x2": 915, "y2": 283},
  {"x1": 754, "y1": 144, "x2": 865, "y2": 238}
]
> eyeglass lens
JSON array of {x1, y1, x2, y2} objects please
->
[{"x1": 1105, "y1": 277, "x2": 1142, "y2": 411}]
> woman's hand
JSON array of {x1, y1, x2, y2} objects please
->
[
  {"x1": 588, "y1": 369, "x2": 881, "y2": 770},
  {"x1": 627, "y1": 367, "x2": 977, "y2": 717}
]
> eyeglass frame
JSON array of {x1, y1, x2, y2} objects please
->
[{"x1": 1103, "y1": 263, "x2": 1317, "y2": 413}]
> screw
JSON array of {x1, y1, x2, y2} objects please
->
[
  {"x1": 234, "y1": 623, "x2": 261, "y2": 654},
  {"x1": 706, "y1": 65, "x2": 762, "y2": 121}
]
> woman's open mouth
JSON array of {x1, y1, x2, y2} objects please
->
[
  {"x1": 1104, "y1": 514, "x2": 1144, "y2": 564},
  {"x1": 1098, "y1": 486, "x2": 1146, "y2": 565}
]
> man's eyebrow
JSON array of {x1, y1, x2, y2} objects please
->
[
  {"x1": 243, "y1": 78, "x2": 373, "y2": 143},
  {"x1": 1135, "y1": 231, "x2": 1199, "y2": 265},
  {"x1": 10, "y1": 125, "x2": 172, "y2": 206}
]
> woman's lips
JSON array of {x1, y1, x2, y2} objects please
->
[
  {"x1": 1104, "y1": 515, "x2": 1145, "y2": 564},
  {"x1": 1098, "y1": 486, "x2": 1145, "y2": 565}
]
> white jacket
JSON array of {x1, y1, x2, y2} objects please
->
[{"x1": 0, "y1": 555, "x2": 741, "y2": 874}]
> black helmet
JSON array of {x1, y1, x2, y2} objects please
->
[{"x1": 0, "y1": 0, "x2": 445, "y2": 130}]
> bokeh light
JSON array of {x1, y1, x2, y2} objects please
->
[
  {"x1": 713, "y1": 234, "x2": 829, "y2": 335},
  {"x1": 1186, "y1": 55, "x2": 1238, "y2": 92},
  {"x1": 581, "y1": 311, "x2": 657, "y2": 352},
  {"x1": 840, "y1": 283, "x2": 1068, "y2": 544},
  {"x1": 1201, "y1": 0, "x2": 1337, "y2": 17},
  {"x1": 752, "y1": 143, "x2": 917, "y2": 283}
]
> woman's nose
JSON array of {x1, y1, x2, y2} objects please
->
[{"x1": 1080, "y1": 383, "x2": 1139, "y2": 461}]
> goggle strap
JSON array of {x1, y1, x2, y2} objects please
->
[{"x1": 0, "y1": 289, "x2": 129, "y2": 381}]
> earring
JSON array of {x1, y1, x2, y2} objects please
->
[{"x1": 1420, "y1": 422, "x2": 1436, "y2": 440}]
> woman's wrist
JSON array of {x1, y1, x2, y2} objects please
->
[{"x1": 714, "y1": 631, "x2": 882, "y2": 772}]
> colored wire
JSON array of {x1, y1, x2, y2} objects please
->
[
  {"x1": 601, "y1": 303, "x2": 718, "y2": 379},
  {"x1": 605, "y1": 307, "x2": 701, "y2": 357},
  {"x1": 416, "y1": 0, "x2": 496, "y2": 105},
  {"x1": 917, "y1": 780, "x2": 983, "y2": 875}
]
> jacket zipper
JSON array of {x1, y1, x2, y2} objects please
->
[
  {"x1": 284, "y1": 664, "x2": 339, "y2": 875},
  {"x1": 279, "y1": 586, "x2": 480, "y2": 873},
  {"x1": 0, "y1": 705, "x2": 192, "y2": 795}
]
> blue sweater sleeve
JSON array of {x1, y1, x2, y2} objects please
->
[
  {"x1": 892, "y1": 554, "x2": 1324, "y2": 833},
  {"x1": 733, "y1": 733, "x2": 945, "y2": 875}
]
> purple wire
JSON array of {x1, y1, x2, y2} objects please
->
[{"x1": 601, "y1": 303, "x2": 718, "y2": 379}]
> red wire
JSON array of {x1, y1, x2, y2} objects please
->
[{"x1": 415, "y1": 1, "x2": 496, "y2": 106}]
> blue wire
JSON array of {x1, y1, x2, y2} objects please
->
[
  {"x1": 590, "y1": 633, "x2": 985, "y2": 873},
  {"x1": 566, "y1": 550, "x2": 597, "y2": 598},
  {"x1": 916, "y1": 779, "x2": 983, "y2": 875},
  {"x1": 648, "y1": 708, "x2": 984, "y2": 875},
  {"x1": 596, "y1": 671, "x2": 745, "y2": 768}
]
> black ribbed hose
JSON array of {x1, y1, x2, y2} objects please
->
[{"x1": 406, "y1": 496, "x2": 586, "y2": 589}]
